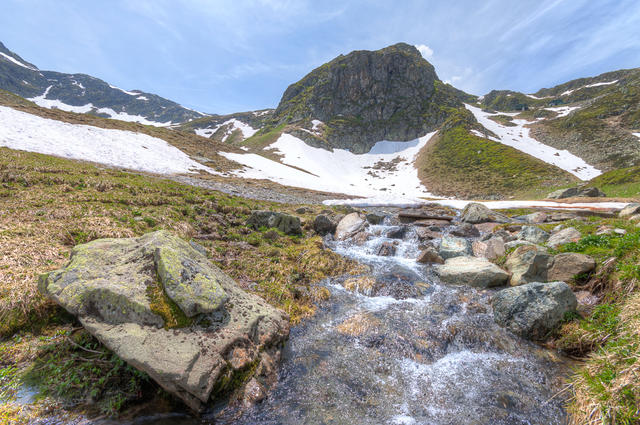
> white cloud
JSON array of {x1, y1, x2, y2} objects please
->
[{"x1": 415, "y1": 44, "x2": 433, "y2": 59}]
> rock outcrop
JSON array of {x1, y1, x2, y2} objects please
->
[
  {"x1": 39, "y1": 231, "x2": 290, "y2": 411},
  {"x1": 491, "y1": 281, "x2": 577, "y2": 340}
]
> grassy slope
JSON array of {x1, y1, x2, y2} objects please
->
[
  {"x1": 415, "y1": 110, "x2": 576, "y2": 199},
  {"x1": 0, "y1": 148, "x2": 363, "y2": 419},
  {"x1": 539, "y1": 216, "x2": 640, "y2": 424}
]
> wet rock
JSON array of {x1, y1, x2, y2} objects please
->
[
  {"x1": 243, "y1": 377, "x2": 267, "y2": 407},
  {"x1": 437, "y1": 256, "x2": 509, "y2": 288},
  {"x1": 343, "y1": 276, "x2": 376, "y2": 295},
  {"x1": 620, "y1": 203, "x2": 640, "y2": 218},
  {"x1": 412, "y1": 219, "x2": 452, "y2": 227},
  {"x1": 416, "y1": 245, "x2": 444, "y2": 264},
  {"x1": 247, "y1": 210, "x2": 302, "y2": 235},
  {"x1": 352, "y1": 231, "x2": 371, "y2": 246},
  {"x1": 335, "y1": 212, "x2": 368, "y2": 240},
  {"x1": 521, "y1": 212, "x2": 548, "y2": 224},
  {"x1": 460, "y1": 203, "x2": 510, "y2": 224},
  {"x1": 313, "y1": 214, "x2": 337, "y2": 236},
  {"x1": 438, "y1": 235, "x2": 472, "y2": 259},
  {"x1": 365, "y1": 212, "x2": 385, "y2": 225},
  {"x1": 450, "y1": 223, "x2": 480, "y2": 238},
  {"x1": 39, "y1": 230, "x2": 289, "y2": 412},
  {"x1": 547, "y1": 227, "x2": 581, "y2": 248},
  {"x1": 415, "y1": 227, "x2": 442, "y2": 241},
  {"x1": 385, "y1": 226, "x2": 407, "y2": 239},
  {"x1": 548, "y1": 253, "x2": 596, "y2": 282},
  {"x1": 517, "y1": 226, "x2": 549, "y2": 244},
  {"x1": 377, "y1": 241, "x2": 397, "y2": 257},
  {"x1": 335, "y1": 312, "x2": 381, "y2": 337},
  {"x1": 472, "y1": 237, "x2": 505, "y2": 260},
  {"x1": 505, "y1": 245, "x2": 553, "y2": 286},
  {"x1": 491, "y1": 281, "x2": 577, "y2": 340}
]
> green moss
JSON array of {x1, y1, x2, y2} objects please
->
[{"x1": 146, "y1": 275, "x2": 193, "y2": 329}]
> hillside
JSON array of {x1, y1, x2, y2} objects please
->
[{"x1": 0, "y1": 41, "x2": 205, "y2": 126}]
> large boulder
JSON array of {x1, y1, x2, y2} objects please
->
[
  {"x1": 438, "y1": 234, "x2": 473, "y2": 259},
  {"x1": 504, "y1": 245, "x2": 553, "y2": 286},
  {"x1": 437, "y1": 256, "x2": 509, "y2": 288},
  {"x1": 416, "y1": 245, "x2": 444, "y2": 264},
  {"x1": 548, "y1": 253, "x2": 596, "y2": 282},
  {"x1": 491, "y1": 281, "x2": 577, "y2": 340},
  {"x1": 39, "y1": 231, "x2": 290, "y2": 411},
  {"x1": 619, "y1": 203, "x2": 640, "y2": 218},
  {"x1": 313, "y1": 214, "x2": 337, "y2": 236},
  {"x1": 450, "y1": 223, "x2": 480, "y2": 238},
  {"x1": 460, "y1": 203, "x2": 510, "y2": 224},
  {"x1": 247, "y1": 210, "x2": 302, "y2": 235},
  {"x1": 517, "y1": 226, "x2": 549, "y2": 244},
  {"x1": 334, "y1": 212, "x2": 368, "y2": 240},
  {"x1": 547, "y1": 187, "x2": 605, "y2": 199},
  {"x1": 547, "y1": 227, "x2": 581, "y2": 248}
]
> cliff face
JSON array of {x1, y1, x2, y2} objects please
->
[{"x1": 272, "y1": 43, "x2": 470, "y2": 153}]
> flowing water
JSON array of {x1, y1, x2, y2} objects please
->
[{"x1": 108, "y1": 219, "x2": 571, "y2": 425}]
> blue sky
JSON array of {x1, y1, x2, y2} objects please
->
[{"x1": 2, "y1": 0, "x2": 640, "y2": 114}]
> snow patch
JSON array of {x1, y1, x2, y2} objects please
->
[
  {"x1": 194, "y1": 119, "x2": 257, "y2": 141},
  {"x1": 561, "y1": 80, "x2": 618, "y2": 96},
  {"x1": 544, "y1": 105, "x2": 581, "y2": 118},
  {"x1": 108, "y1": 84, "x2": 138, "y2": 96},
  {"x1": 137, "y1": 96, "x2": 149, "y2": 101},
  {"x1": 0, "y1": 106, "x2": 214, "y2": 175},
  {"x1": 465, "y1": 103, "x2": 600, "y2": 180},
  {"x1": 633, "y1": 133, "x2": 640, "y2": 139},
  {"x1": 525, "y1": 94, "x2": 550, "y2": 100},
  {"x1": 220, "y1": 132, "x2": 436, "y2": 198},
  {"x1": 0, "y1": 51, "x2": 37, "y2": 71}
]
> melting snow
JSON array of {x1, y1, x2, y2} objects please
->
[
  {"x1": 0, "y1": 51, "x2": 37, "y2": 70},
  {"x1": 108, "y1": 84, "x2": 138, "y2": 96},
  {"x1": 465, "y1": 103, "x2": 600, "y2": 180},
  {"x1": 0, "y1": 106, "x2": 212, "y2": 175},
  {"x1": 220, "y1": 132, "x2": 436, "y2": 198},
  {"x1": 632, "y1": 133, "x2": 640, "y2": 139},
  {"x1": 137, "y1": 96, "x2": 148, "y2": 101},
  {"x1": 561, "y1": 80, "x2": 618, "y2": 96},
  {"x1": 28, "y1": 86, "x2": 172, "y2": 127},
  {"x1": 194, "y1": 119, "x2": 257, "y2": 141},
  {"x1": 544, "y1": 105, "x2": 581, "y2": 118},
  {"x1": 525, "y1": 94, "x2": 550, "y2": 100}
]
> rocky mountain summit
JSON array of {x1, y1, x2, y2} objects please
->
[
  {"x1": 0, "y1": 41, "x2": 205, "y2": 125},
  {"x1": 268, "y1": 43, "x2": 472, "y2": 153}
]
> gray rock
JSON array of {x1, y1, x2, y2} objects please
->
[
  {"x1": 313, "y1": 214, "x2": 337, "y2": 236},
  {"x1": 472, "y1": 237, "x2": 505, "y2": 260},
  {"x1": 505, "y1": 245, "x2": 553, "y2": 286},
  {"x1": 247, "y1": 210, "x2": 302, "y2": 235},
  {"x1": 504, "y1": 240, "x2": 535, "y2": 250},
  {"x1": 415, "y1": 227, "x2": 442, "y2": 241},
  {"x1": 334, "y1": 213, "x2": 368, "y2": 240},
  {"x1": 521, "y1": 212, "x2": 548, "y2": 224},
  {"x1": 547, "y1": 227, "x2": 581, "y2": 248},
  {"x1": 619, "y1": 203, "x2": 640, "y2": 218},
  {"x1": 491, "y1": 281, "x2": 577, "y2": 340},
  {"x1": 416, "y1": 245, "x2": 444, "y2": 264},
  {"x1": 439, "y1": 235, "x2": 473, "y2": 259},
  {"x1": 450, "y1": 223, "x2": 480, "y2": 238},
  {"x1": 376, "y1": 241, "x2": 397, "y2": 257},
  {"x1": 548, "y1": 253, "x2": 596, "y2": 282},
  {"x1": 547, "y1": 188, "x2": 578, "y2": 199},
  {"x1": 365, "y1": 213, "x2": 385, "y2": 225},
  {"x1": 460, "y1": 203, "x2": 510, "y2": 224},
  {"x1": 614, "y1": 228, "x2": 627, "y2": 235},
  {"x1": 385, "y1": 226, "x2": 407, "y2": 239},
  {"x1": 39, "y1": 231, "x2": 290, "y2": 411},
  {"x1": 517, "y1": 226, "x2": 549, "y2": 244},
  {"x1": 437, "y1": 256, "x2": 509, "y2": 288},
  {"x1": 547, "y1": 187, "x2": 605, "y2": 199}
]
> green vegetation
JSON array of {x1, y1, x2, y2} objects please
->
[
  {"x1": 0, "y1": 147, "x2": 362, "y2": 421},
  {"x1": 588, "y1": 166, "x2": 640, "y2": 198},
  {"x1": 545, "y1": 216, "x2": 640, "y2": 424},
  {"x1": 415, "y1": 109, "x2": 576, "y2": 198}
]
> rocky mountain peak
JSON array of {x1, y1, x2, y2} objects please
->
[{"x1": 272, "y1": 43, "x2": 469, "y2": 153}]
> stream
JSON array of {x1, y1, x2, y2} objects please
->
[{"x1": 107, "y1": 217, "x2": 571, "y2": 425}]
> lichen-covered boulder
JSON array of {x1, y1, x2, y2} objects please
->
[
  {"x1": 504, "y1": 245, "x2": 553, "y2": 286},
  {"x1": 517, "y1": 226, "x2": 549, "y2": 245},
  {"x1": 39, "y1": 230, "x2": 290, "y2": 412},
  {"x1": 438, "y1": 234, "x2": 472, "y2": 259},
  {"x1": 548, "y1": 253, "x2": 596, "y2": 282},
  {"x1": 247, "y1": 210, "x2": 302, "y2": 235},
  {"x1": 313, "y1": 214, "x2": 337, "y2": 236},
  {"x1": 491, "y1": 281, "x2": 577, "y2": 340},
  {"x1": 547, "y1": 227, "x2": 581, "y2": 248}
]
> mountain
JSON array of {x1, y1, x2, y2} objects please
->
[
  {"x1": 0, "y1": 41, "x2": 205, "y2": 126},
  {"x1": 479, "y1": 68, "x2": 640, "y2": 171},
  {"x1": 180, "y1": 109, "x2": 274, "y2": 144},
  {"x1": 264, "y1": 43, "x2": 474, "y2": 153}
]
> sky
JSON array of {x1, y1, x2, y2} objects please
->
[{"x1": 2, "y1": 0, "x2": 640, "y2": 114}]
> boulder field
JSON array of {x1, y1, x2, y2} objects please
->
[{"x1": 39, "y1": 230, "x2": 290, "y2": 412}]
